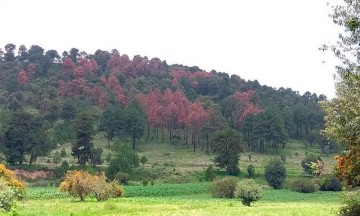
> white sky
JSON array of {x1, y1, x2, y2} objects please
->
[{"x1": 1, "y1": 0, "x2": 343, "y2": 98}]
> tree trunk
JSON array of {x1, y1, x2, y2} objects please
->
[
  {"x1": 206, "y1": 134, "x2": 209, "y2": 155},
  {"x1": 132, "y1": 134, "x2": 136, "y2": 150}
]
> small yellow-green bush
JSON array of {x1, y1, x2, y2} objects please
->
[
  {"x1": 210, "y1": 177, "x2": 238, "y2": 198},
  {"x1": 234, "y1": 179, "x2": 262, "y2": 206}
]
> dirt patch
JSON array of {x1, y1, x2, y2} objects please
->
[{"x1": 13, "y1": 169, "x2": 54, "y2": 180}]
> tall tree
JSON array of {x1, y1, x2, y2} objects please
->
[
  {"x1": 99, "y1": 105, "x2": 124, "y2": 145},
  {"x1": 211, "y1": 129, "x2": 242, "y2": 175},
  {"x1": 72, "y1": 111, "x2": 95, "y2": 165},
  {"x1": 321, "y1": 0, "x2": 360, "y2": 186},
  {"x1": 3, "y1": 111, "x2": 52, "y2": 166},
  {"x1": 124, "y1": 100, "x2": 145, "y2": 150}
]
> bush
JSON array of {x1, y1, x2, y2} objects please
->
[
  {"x1": 60, "y1": 148, "x2": 67, "y2": 157},
  {"x1": 204, "y1": 165, "x2": 216, "y2": 181},
  {"x1": 301, "y1": 154, "x2": 322, "y2": 176},
  {"x1": 106, "y1": 144, "x2": 139, "y2": 180},
  {"x1": 93, "y1": 178, "x2": 124, "y2": 201},
  {"x1": 339, "y1": 191, "x2": 360, "y2": 216},
  {"x1": 115, "y1": 172, "x2": 131, "y2": 185},
  {"x1": 246, "y1": 164, "x2": 255, "y2": 178},
  {"x1": 0, "y1": 164, "x2": 25, "y2": 212},
  {"x1": 59, "y1": 170, "x2": 124, "y2": 201},
  {"x1": 53, "y1": 151, "x2": 61, "y2": 164},
  {"x1": 235, "y1": 179, "x2": 262, "y2": 206},
  {"x1": 289, "y1": 178, "x2": 316, "y2": 193},
  {"x1": 210, "y1": 177, "x2": 238, "y2": 198},
  {"x1": 0, "y1": 179, "x2": 17, "y2": 211},
  {"x1": 264, "y1": 159, "x2": 286, "y2": 189},
  {"x1": 140, "y1": 156, "x2": 148, "y2": 166},
  {"x1": 318, "y1": 175, "x2": 342, "y2": 191}
]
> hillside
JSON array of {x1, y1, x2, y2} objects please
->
[{"x1": 0, "y1": 43, "x2": 337, "y2": 175}]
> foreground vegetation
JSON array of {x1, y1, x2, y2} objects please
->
[{"x1": 7, "y1": 186, "x2": 340, "y2": 216}]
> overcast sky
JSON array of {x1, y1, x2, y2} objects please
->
[{"x1": 1, "y1": 0, "x2": 342, "y2": 98}]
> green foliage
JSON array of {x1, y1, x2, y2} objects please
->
[
  {"x1": 339, "y1": 191, "x2": 360, "y2": 216},
  {"x1": 140, "y1": 155, "x2": 148, "y2": 166},
  {"x1": 246, "y1": 164, "x2": 255, "y2": 179},
  {"x1": 211, "y1": 129, "x2": 242, "y2": 176},
  {"x1": 301, "y1": 154, "x2": 322, "y2": 176},
  {"x1": 204, "y1": 165, "x2": 216, "y2": 181},
  {"x1": 60, "y1": 148, "x2": 66, "y2": 157},
  {"x1": 106, "y1": 143, "x2": 139, "y2": 180},
  {"x1": 52, "y1": 122, "x2": 75, "y2": 144},
  {"x1": 0, "y1": 179, "x2": 17, "y2": 211},
  {"x1": 52, "y1": 151, "x2": 61, "y2": 164},
  {"x1": 210, "y1": 177, "x2": 238, "y2": 198},
  {"x1": 288, "y1": 178, "x2": 316, "y2": 193},
  {"x1": 89, "y1": 148, "x2": 103, "y2": 167},
  {"x1": 61, "y1": 99, "x2": 76, "y2": 122},
  {"x1": 99, "y1": 105, "x2": 124, "y2": 144},
  {"x1": 72, "y1": 111, "x2": 95, "y2": 165},
  {"x1": 264, "y1": 159, "x2": 286, "y2": 189},
  {"x1": 124, "y1": 99, "x2": 146, "y2": 150},
  {"x1": 322, "y1": 1, "x2": 360, "y2": 188},
  {"x1": 4, "y1": 111, "x2": 53, "y2": 165},
  {"x1": 234, "y1": 179, "x2": 262, "y2": 206},
  {"x1": 93, "y1": 180, "x2": 124, "y2": 202},
  {"x1": 318, "y1": 175, "x2": 342, "y2": 192},
  {"x1": 54, "y1": 160, "x2": 70, "y2": 179},
  {"x1": 115, "y1": 172, "x2": 131, "y2": 185}
]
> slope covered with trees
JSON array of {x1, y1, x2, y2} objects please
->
[{"x1": 0, "y1": 43, "x2": 331, "y2": 168}]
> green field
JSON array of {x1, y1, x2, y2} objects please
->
[{"x1": 2, "y1": 184, "x2": 342, "y2": 216}]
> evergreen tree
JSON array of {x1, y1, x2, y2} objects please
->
[
  {"x1": 124, "y1": 100, "x2": 145, "y2": 150},
  {"x1": 72, "y1": 111, "x2": 94, "y2": 165},
  {"x1": 211, "y1": 129, "x2": 242, "y2": 175}
]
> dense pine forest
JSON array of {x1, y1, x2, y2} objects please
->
[{"x1": 0, "y1": 43, "x2": 334, "y2": 168}]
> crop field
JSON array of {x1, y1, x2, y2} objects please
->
[{"x1": 3, "y1": 184, "x2": 342, "y2": 216}]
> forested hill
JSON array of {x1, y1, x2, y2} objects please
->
[{"x1": 0, "y1": 43, "x2": 332, "y2": 164}]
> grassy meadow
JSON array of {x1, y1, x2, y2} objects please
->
[
  {"x1": 3, "y1": 137, "x2": 343, "y2": 216},
  {"x1": 7, "y1": 185, "x2": 341, "y2": 216}
]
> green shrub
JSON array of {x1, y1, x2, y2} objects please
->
[
  {"x1": 55, "y1": 160, "x2": 70, "y2": 178},
  {"x1": 264, "y1": 159, "x2": 286, "y2": 189},
  {"x1": 301, "y1": 154, "x2": 322, "y2": 176},
  {"x1": 142, "y1": 179, "x2": 149, "y2": 186},
  {"x1": 106, "y1": 144, "x2": 139, "y2": 180},
  {"x1": 204, "y1": 165, "x2": 216, "y2": 181},
  {"x1": 116, "y1": 172, "x2": 131, "y2": 185},
  {"x1": 246, "y1": 164, "x2": 255, "y2": 178},
  {"x1": 289, "y1": 178, "x2": 316, "y2": 193},
  {"x1": 140, "y1": 156, "x2": 148, "y2": 166},
  {"x1": 53, "y1": 151, "x2": 61, "y2": 164},
  {"x1": 93, "y1": 180, "x2": 124, "y2": 202},
  {"x1": 318, "y1": 175, "x2": 342, "y2": 191},
  {"x1": 210, "y1": 177, "x2": 238, "y2": 198},
  {"x1": 60, "y1": 148, "x2": 67, "y2": 157},
  {"x1": 0, "y1": 180, "x2": 17, "y2": 211},
  {"x1": 234, "y1": 179, "x2": 262, "y2": 206},
  {"x1": 339, "y1": 190, "x2": 360, "y2": 216}
]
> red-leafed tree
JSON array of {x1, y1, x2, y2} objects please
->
[
  {"x1": 222, "y1": 91, "x2": 262, "y2": 128},
  {"x1": 107, "y1": 74, "x2": 126, "y2": 104},
  {"x1": 187, "y1": 100, "x2": 211, "y2": 151},
  {"x1": 57, "y1": 80, "x2": 66, "y2": 97},
  {"x1": 17, "y1": 69, "x2": 28, "y2": 86},
  {"x1": 74, "y1": 66, "x2": 85, "y2": 78},
  {"x1": 62, "y1": 57, "x2": 76, "y2": 76},
  {"x1": 26, "y1": 63, "x2": 36, "y2": 78}
]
